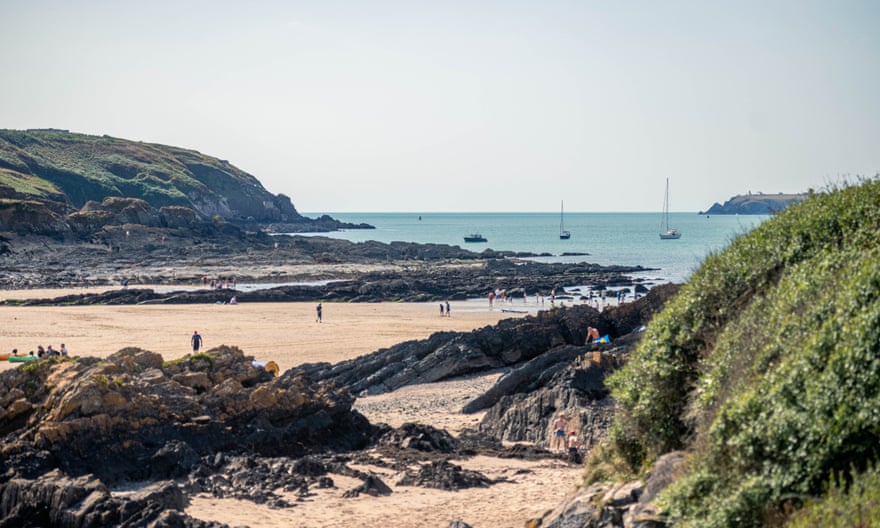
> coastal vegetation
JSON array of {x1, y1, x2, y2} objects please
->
[
  {"x1": 597, "y1": 177, "x2": 880, "y2": 526},
  {"x1": 0, "y1": 129, "x2": 368, "y2": 235},
  {"x1": 0, "y1": 129, "x2": 268, "y2": 209}
]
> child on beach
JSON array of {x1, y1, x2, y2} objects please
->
[{"x1": 567, "y1": 431, "x2": 581, "y2": 463}]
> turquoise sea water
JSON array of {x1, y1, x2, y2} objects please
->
[{"x1": 299, "y1": 212, "x2": 770, "y2": 285}]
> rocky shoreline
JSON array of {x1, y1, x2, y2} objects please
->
[
  {"x1": 1, "y1": 231, "x2": 656, "y2": 305},
  {"x1": 1, "y1": 225, "x2": 680, "y2": 527},
  {"x1": 0, "y1": 282, "x2": 678, "y2": 527}
]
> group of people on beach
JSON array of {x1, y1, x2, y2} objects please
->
[
  {"x1": 487, "y1": 289, "x2": 549, "y2": 310},
  {"x1": 7, "y1": 343, "x2": 69, "y2": 358},
  {"x1": 486, "y1": 286, "x2": 639, "y2": 312},
  {"x1": 202, "y1": 276, "x2": 237, "y2": 290},
  {"x1": 438, "y1": 301, "x2": 451, "y2": 317}
]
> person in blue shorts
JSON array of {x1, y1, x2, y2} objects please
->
[{"x1": 552, "y1": 414, "x2": 567, "y2": 451}]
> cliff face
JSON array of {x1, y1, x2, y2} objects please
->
[
  {"x1": 699, "y1": 191, "x2": 807, "y2": 215},
  {"x1": 0, "y1": 129, "x2": 366, "y2": 236}
]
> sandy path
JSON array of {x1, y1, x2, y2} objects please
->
[
  {"x1": 186, "y1": 454, "x2": 582, "y2": 528},
  {"x1": 187, "y1": 370, "x2": 585, "y2": 528}
]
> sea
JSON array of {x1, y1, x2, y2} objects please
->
[{"x1": 297, "y1": 212, "x2": 770, "y2": 287}]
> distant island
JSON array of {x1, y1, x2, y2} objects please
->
[{"x1": 699, "y1": 191, "x2": 808, "y2": 215}]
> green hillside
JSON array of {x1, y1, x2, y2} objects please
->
[
  {"x1": 599, "y1": 177, "x2": 880, "y2": 526},
  {"x1": 0, "y1": 129, "x2": 301, "y2": 225}
]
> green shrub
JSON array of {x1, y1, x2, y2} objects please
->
[
  {"x1": 601, "y1": 177, "x2": 880, "y2": 525},
  {"x1": 786, "y1": 466, "x2": 880, "y2": 528}
]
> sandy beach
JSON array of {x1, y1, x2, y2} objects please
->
[
  {"x1": 0, "y1": 288, "x2": 586, "y2": 527},
  {"x1": 0, "y1": 288, "x2": 520, "y2": 372}
]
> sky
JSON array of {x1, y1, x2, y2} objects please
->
[{"x1": 1, "y1": 1, "x2": 878, "y2": 213}]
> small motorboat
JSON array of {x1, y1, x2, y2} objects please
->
[{"x1": 464, "y1": 234, "x2": 487, "y2": 243}]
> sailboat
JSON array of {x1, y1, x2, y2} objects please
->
[
  {"x1": 559, "y1": 200, "x2": 571, "y2": 239},
  {"x1": 659, "y1": 178, "x2": 682, "y2": 240}
]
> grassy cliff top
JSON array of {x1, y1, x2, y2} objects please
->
[{"x1": 0, "y1": 129, "x2": 299, "y2": 224}]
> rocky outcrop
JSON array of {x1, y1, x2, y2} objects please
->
[
  {"x1": 0, "y1": 346, "x2": 376, "y2": 526},
  {"x1": 0, "y1": 472, "x2": 225, "y2": 528},
  {"x1": 299, "y1": 285, "x2": 679, "y2": 454},
  {"x1": 1, "y1": 250, "x2": 654, "y2": 303},
  {"x1": 0, "y1": 200, "x2": 70, "y2": 237},
  {"x1": 297, "y1": 285, "x2": 677, "y2": 397},
  {"x1": 534, "y1": 451, "x2": 684, "y2": 527},
  {"x1": 699, "y1": 192, "x2": 807, "y2": 215},
  {"x1": 1, "y1": 347, "x2": 373, "y2": 483},
  {"x1": 472, "y1": 346, "x2": 620, "y2": 447}
]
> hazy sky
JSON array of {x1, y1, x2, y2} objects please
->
[{"x1": 2, "y1": 1, "x2": 878, "y2": 213}]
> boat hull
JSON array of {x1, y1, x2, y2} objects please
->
[{"x1": 7, "y1": 355, "x2": 38, "y2": 363}]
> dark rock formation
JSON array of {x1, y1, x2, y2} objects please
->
[
  {"x1": 0, "y1": 346, "x2": 374, "y2": 527},
  {"x1": 297, "y1": 284, "x2": 678, "y2": 397},
  {"x1": 342, "y1": 474, "x2": 393, "y2": 498},
  {"x1": 397, "y1": 460, "x2": 493, "y2": 490},
  {"x1": 535, "y1": 451, "x2": 684, "y2": 527},
  {"x1": 0, "y1": 473, "x2": 226, "y2": 528},
  {"x1": 1, "y1": 248, "x2": 655, "y2": 303},
  {"x1": 0, "y1": 199, "x2": 70, "y2": 237},
  {"x1": 298, "y1": 284, "x2": 679, "y2": 454}
]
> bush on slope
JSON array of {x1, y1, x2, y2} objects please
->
[{"x1": 603, "y1": 177, "x2": 880, "y2": 526}]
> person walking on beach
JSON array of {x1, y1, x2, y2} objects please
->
[
  {"x1": 440, "y1": 303, "x2": 445, "y2": 317},
  {"x1": 191, "y1": 330, "x2": 203, "y2": 352},
  {"x1": 316, "y1": 303, "x2": 323, "y2": 323},
  {"x1": 445, "y1": 301, "x2": 451, "y2": 317},
  {"x1": 552, "y1": 414, "x2": 567, "y2": 451}
]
